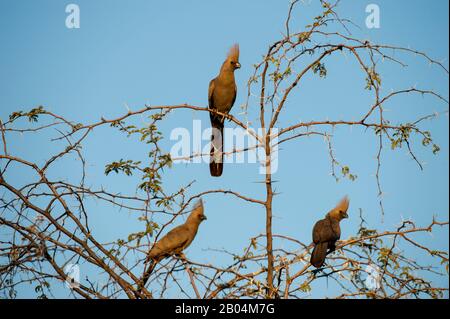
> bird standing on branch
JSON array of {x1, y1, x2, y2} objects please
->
[
  {"x1": 138, "y1": 200, "x2": 207, "y2": 293},
  {"x1": 310, "y1": 196, "x2": 350, "y2": 268},
  {"x1": 208, "y1": 44, "x2": 241, "y2": 177}
]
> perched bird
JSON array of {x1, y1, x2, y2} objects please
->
[
  {"x1": 310, "y1": 196, "x2": 350, "y2": 268},
  {"x1": 208, "y1": 44, "x2": 241, "y2": 177},
  {"x1": 138, "y1": 200, "x2": 207, "y2": 292}
]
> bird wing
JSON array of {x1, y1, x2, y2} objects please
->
[
  {"x1": 312, "y1": 218, "x2": 339, "y2": 244},
  {"x1": 312, "y1": 219, "x2": 326, "y2": 244},
  {"x1": 208, "y1": 78, "x2": 216, "y2": 109},
  {"x1": 148, "y1": 225, "x2": 190, "y2": 259},
  {"x1": 229, "y1": 83, "x2": 237, "y2": 111}
]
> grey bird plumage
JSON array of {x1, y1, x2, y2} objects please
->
[
  {"x1": 310, "y1": 196, "x2": 349, "y2": 268},
  {"x1": 208, "y1": 44, "x2": 240, "y2": 177},
  {"x1": 138, "y1": 200, "x2": 207, "y2": 292}
]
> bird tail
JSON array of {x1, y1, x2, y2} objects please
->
[
  {"x1": 310, "y1": 242, "x2": 328, "y2": 268},
  {"x1": 137, "y1": 260, "x2": 156, "y2": 295},
  {"x1": 210, "y1": 117, "x2": 224, "y2": 177}
]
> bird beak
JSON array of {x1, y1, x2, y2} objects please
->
[
  {"x1": 201, "y1": 215, "x2": 207, "y2": 221},
  {"x1": 235, "y1": 62, "x2": 241, "y2": 69},
  {"x1": 343, "y1": 212, "x2": 348, "y2": 219}
]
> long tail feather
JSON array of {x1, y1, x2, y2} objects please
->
[
  {"x1": 210, "y1": 117, "x2": 224, "y2": 177},
  {"x1": 310, "y1": 242, "x2": 328, "y2": 268},
  {"x1": 137, "y1": 260, "x2": 156, "y2": 295}
]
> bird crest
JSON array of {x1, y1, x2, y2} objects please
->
[
  {"x1": 193, "y1": 198, "x2": 204, "y2": 213},
  {"x1": 189, "y1": 199, "x2": 206, "y2": 222},
  {"x1": 327, "y1": 196, "x2": 350, "y2": 220},
  {"x1": 227, "y1": 44, "x2": 240, "y2": 62},
  {"x1": 335, "y1": 196, "x2": 350, "y2": 212}
]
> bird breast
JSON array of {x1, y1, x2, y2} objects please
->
[
  {"x1": 330, "y1": 219, "x2": 341, "y2": 239},
  {"x1": 212, "y1": 86, "x2": 235, "y2": 112}
]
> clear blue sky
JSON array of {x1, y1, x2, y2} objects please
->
[{"x1": 0, "y1": 0, "x2": 448, "y2": 298}]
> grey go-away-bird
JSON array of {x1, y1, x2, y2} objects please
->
[
  {"x1": 138, "y1": 200, "x2": 207, "y2": 292},
  {"x1": 208, "y1": 44, "x2": 240, "y2": 177},
  {"x1": 310, "y1": 196, "x2": 350, "y2": 268}
]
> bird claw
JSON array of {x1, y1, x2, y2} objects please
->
[{"x1": 312, "y1": 267, "x2": 324, "y2": 275}]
